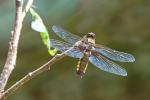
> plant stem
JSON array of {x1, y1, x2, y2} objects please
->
[
  {"x1": 0, "y1": 0, "x2": 34, "y2": 99},
  {"x1": 3, "y1": 53, "x2": 66, "y2": 98},
  {"x1": 0, "y1": 0, "x2": 23, "y2": 93},
  {"x1": 2, "y1": 47, "x2": 73, "y2": 98}
]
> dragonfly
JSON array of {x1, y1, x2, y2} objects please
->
[{"x1": 50, "y1": 25, "x2": 135, "y2": 78}]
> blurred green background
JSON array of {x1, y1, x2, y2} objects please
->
[{"x1": 0, "y1": 0, "x2": 150, "y2": 100}]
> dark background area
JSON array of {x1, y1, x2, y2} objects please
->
[{"x1": 0, "y1": 0, "x2": 150, "y2": 100}]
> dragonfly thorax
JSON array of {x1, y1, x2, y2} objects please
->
[{"x1": 74, "y1": 36, "x2": 95, "y2": 52}]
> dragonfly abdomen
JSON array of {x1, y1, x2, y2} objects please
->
[{"x1": 76, "y1": 52, "x2": 89, "y2": 78}]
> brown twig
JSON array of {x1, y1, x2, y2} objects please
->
[
  {"x1": 0, "y1": 0, "x2": 33, "y2": 99},
  {"x1": 0, "y1": 0, "x2": 23, "y2": 93},
  {"x1": 1, "y1": 46, "x2": 72, "y2": 98},
  {"x1": 3, "y1": 53, "x2": 67, "y2": 98}
]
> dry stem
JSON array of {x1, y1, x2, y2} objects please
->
[{"x1": 0, "y1": 0, "x2": 33, "y2": 99}]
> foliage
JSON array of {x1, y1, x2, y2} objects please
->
[{"x1": 30, "y1": 8, "x2": 57, "y2": 56}]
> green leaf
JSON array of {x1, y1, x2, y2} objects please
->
[
  {"x1": 30, "y1": 8, "x2": 47, "y2": 32},
  {"x1": 30, "y1": 8, "x2": 57, "y2": 56}
]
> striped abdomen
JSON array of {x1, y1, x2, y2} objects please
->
[{"x1": 76, "y1": 52, "x2": 89, "y2": 78}]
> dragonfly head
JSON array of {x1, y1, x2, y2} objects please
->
[
  {"x1": 86, "y1": 32, "x2": 95, "y2": 39},
  {"x1": 86, "y1": 32, "x2": 95, "y2": 44}
]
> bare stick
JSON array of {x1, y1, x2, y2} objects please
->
[
  {"x1": 3, "y1": 51, "x2": 68, "y2": 98},
  {"x1": 0, "y1": 0, "x2": 23, "y2": 93},
  {"x1": 0, "y1": 0, "x2": 34, "y2": 94},
  {"x1": 1, "y1": 47, "x2": 73, "y2": 98}
]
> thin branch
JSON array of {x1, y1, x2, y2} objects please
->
[
  {"x1": 1, "y1": 47, "x2": 73, "y2": 98},
  {"x1": 22, "y1": 0, "x2": 34, "y2": 20},
  {"x1": 0, "y1": 0, "x2": 34, "y2": 97},
  {"x1": 0, "y1": 0, "x2": 23, "y2": 93},
  {"x1": 3, "y1": 52, "x2": 67, "y2": 98}
]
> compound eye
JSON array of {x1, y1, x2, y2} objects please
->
[{"x1": 87, "y1": 33, "x2": 95, "y2": 38}]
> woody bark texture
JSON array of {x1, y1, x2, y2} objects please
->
[{"x1": 0, "y1": 0, "x2": 23, "y2": 93}]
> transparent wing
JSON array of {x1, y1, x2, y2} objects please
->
[
  {"x1": 94, "y1": 44, "x2": 135, "y2": 62},
  {"x1": 50, "y1": 39, "x2": 83, "y2": 59},
  {"x1": 89, "y1": 53, "x2": 127, "y2": 76},
  {"x1": 52, "y1": 25, "x2": 81, "y2": 44}
]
